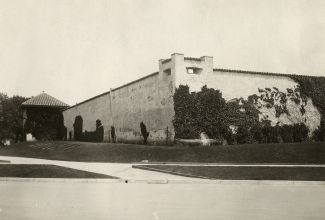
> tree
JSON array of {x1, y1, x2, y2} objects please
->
[
  {"x1": 173, "y1": 85, "x2": 227, "y2": 139},
  {"x1": 0, "y1": 93, "x2": 29, "y2": 142}
]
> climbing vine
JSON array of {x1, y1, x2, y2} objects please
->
[
  {"x1": 289, "y1": 75, "x2": 325, "y2": 140},
  {"x1": 173, "y1": 85, "x2": 310, "y2": 144}
]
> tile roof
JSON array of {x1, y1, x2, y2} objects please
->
[{"x1": 21, "y1": 92, "x2": 69, "y2": 108}]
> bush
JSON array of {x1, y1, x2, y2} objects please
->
[
  {"x1": 280, "y1": 125, "x2": 294, "y2": 143},
  {"x1": 292, "y1": 123, "x2": 309, "y2": 142},
  {"x1": 82, "y1": 120, "x2": 104, "y2": 142},
  {"x1": 173, "y1": 85, "x2": 226, "y2": 139},
  {"x1": 236, "y1": 126, "x2": 253, "y2": 144}
]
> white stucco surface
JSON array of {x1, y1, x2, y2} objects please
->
[
  {"x1": 63, "y1": 53, "x2": 323, "y2": 142},
  {"x1": 176, "y1": 56, "x2": 321, "y2": 134},
  {"x1": 63, "y1": 72, "x2": 174, "y2": 144}
]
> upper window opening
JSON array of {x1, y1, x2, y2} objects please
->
[
  {"x1": 186, "y1": 67, "x2": 202, "y2": 74},
  {"x1": 164, "y1": 69, "x2": 171, "y2": 75}
]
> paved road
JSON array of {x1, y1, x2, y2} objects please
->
[{"x1": 0, "y1": 180, "x2": 325, "y2": 220}]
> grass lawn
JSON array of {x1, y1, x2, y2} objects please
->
[
  {"x1": 133, "y1": 165, "x2": 325, "y2": 181},
  {"x1": 0, "y1": 141, "x2": 325, "y2": 164},
  {"x1": 0, "y1": 164, "x2": 116, "y2": 178}
]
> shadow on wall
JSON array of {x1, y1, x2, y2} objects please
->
[{"x1": 72, "y1": 116, "x2": 104, "y2": 142}]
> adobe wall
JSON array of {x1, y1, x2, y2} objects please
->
[
  {"x1": 63, "y1": 93, "x2": 112, "y2": 141},
  {"x1": 63, "y1": 71, "x2": 175, "y2": 144},
  {"x1": 110, "y1": 72, "x2": 174, "y2": 144},
  {"x1": 171, "y1": 53, "x2": 321, "y2": 135},
  {"x1": 208, "y1": 71, "x2": 321, "y2": 135},
  {"x1": 208, "y1": 70, "x2": 298, "y2": 100},
  {"x1": 63, "y1": 53, "x2": 322, "y2": 143}
]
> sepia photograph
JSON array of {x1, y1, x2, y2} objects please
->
[{"x1": 0, "y1": 0, "x2": 325, "y2": 219}]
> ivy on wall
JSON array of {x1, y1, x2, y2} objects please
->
[
  {"x1": 289, "y1": 75, "x2": 325, "y2": 141},
  {"x1": 173, "y1": 85, "x2": 310, "y2": 145}
]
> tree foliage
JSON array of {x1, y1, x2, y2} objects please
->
[
  {"x1": 0, "y1": 93, "x2": 29, "y2": 141},
  {"x1": 173, "y1": 85, "x2": 227, "y2": 139},
  {"x1": 24, "y1": 108, "x2": 64, "y2": 140}
]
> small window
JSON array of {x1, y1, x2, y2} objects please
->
[
  {"x1": 186, "y1": 67, "x2": 202, "y2": 74},
  {"x1": 187, "y1": 68, "x2": 194, "y2": 74},
  {"x1": 164, "y1": 69, "x2": 171, "y2": 75}
]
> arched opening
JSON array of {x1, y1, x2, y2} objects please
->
[{"x1": 73, "y1": 115, "x2": 83, "y2": 141}]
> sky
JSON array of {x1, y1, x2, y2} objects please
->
[{"x1": 0, "y1": 0, "x2": 325, "y2": 105}]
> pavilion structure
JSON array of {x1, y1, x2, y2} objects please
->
[{"x1": 21, "y1": 92, "x2": 69, "y2": 141}]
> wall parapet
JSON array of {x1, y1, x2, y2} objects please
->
[
  {"x1": 213, "y1": 68, "x2": 322, "y2": 79},
  {"x1": 184, "y1": 57, "x2": 202, "y2": 62},
  {"x1": 162, "y1": 59, "x2": 171, "y2": 64}
]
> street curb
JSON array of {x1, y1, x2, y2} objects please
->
[
  {"x1": 132, "y1": 165, "x2": 212, "y2": 179},
  {"x1": 132, "y1": 165, "x2": 325, "y2": 185},
  {"x1": 1, "y1": 177, "x2": 325, "y2": 185},
  {"x1": 133, "y1": 162, "x2": 325, "y2": 167},
  {"x1": 0, "y1": 177, "x2": 123, "y2": 183}
]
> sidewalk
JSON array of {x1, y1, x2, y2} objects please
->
[
  {"x1": 3, "y1": 155, "x2": 325, "y2": 184},
  {"x1": 0, "y1": 156, "x2": 200, "y2": 182}
]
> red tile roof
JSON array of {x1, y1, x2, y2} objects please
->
[{"x1": 22, "y1": 92, "x2": 69, "y2": 108}]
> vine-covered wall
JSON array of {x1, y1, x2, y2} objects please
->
[
  {"x1": 251, "y1": 85, "x2": 320, "y2": 136},
  {"x1": 173, "y1": 83, "x2": 322, "y2": 144},
  {"x1": 289, "y1": 75, "x2": 325, "y2": 141}
]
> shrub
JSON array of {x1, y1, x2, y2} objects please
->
[
  {"x1": 173, "y1": 85, "x2": 226, "y2": 139},
  {"x1": 173, "y1": 85, "x2": 198, "y2": 139},
  {"x1": 280, "y1": 125, "x2": 294, "y2": 143},
  {"x1": 292, "y1": 123, "x2": 309, "y2": 142}
]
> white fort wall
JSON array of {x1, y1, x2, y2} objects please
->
[
  {"x1": 63, "y1": 53, "x2": 321, "y2": 143},
  {"x1": 63, "y1": 70, "x2": 175, "y2": 144},
  {"x1": 63, "y1": 93, "x2": 112, "y2": 141},
  {"x1": 169, "y1": 53, "x2": 321, "y2": 135}
]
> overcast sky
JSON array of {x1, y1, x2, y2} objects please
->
[{"x1": 1, "y1": 0, "x2": 325, "y2": 105}]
